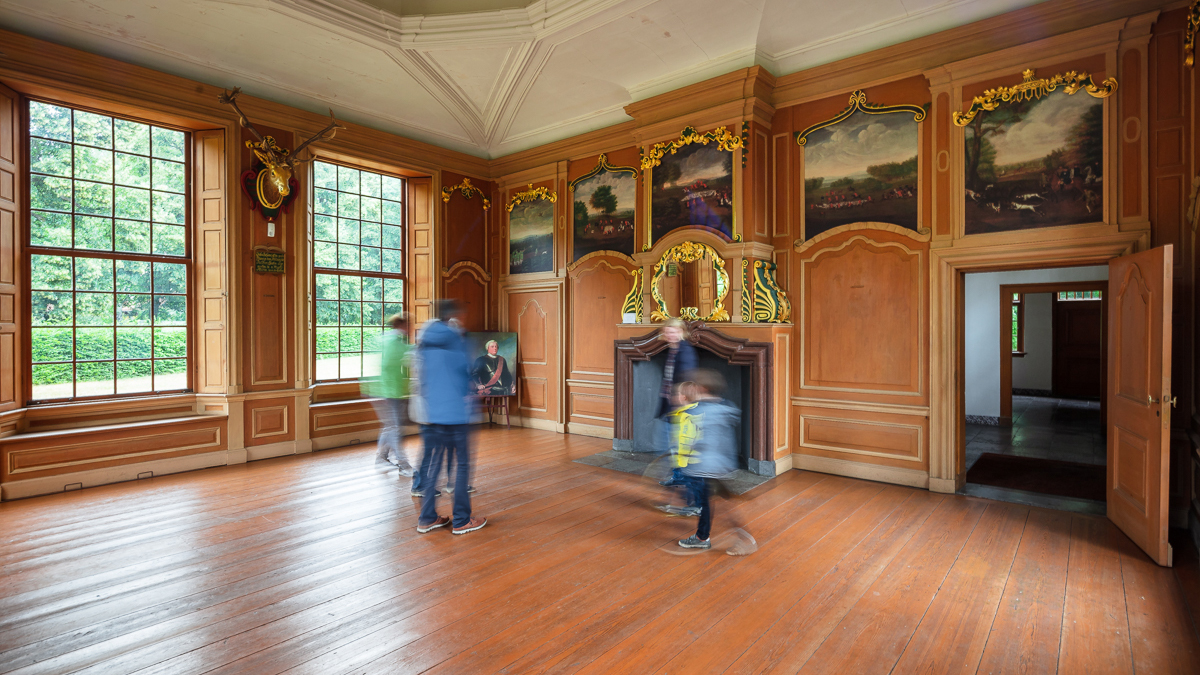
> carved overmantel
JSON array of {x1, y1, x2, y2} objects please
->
[{"x1": 614, "y1": 321, "x2": 776, "y2": 474}]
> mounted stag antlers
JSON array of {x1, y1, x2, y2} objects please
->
[{"x1": 218, "y1": 87, "x2": 344, "y2": 212}]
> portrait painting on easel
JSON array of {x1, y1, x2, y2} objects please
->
[{"x1": 465, "y1": 331, "x2": 517, "y2": 397}]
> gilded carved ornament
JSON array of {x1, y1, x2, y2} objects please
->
[
  {"x1": 568, "y1": 154, "x2": 638, "y2": 190},
  {"x1": 795, "y1": 90, "x2": 925, "y2": 146},
  {"x1": 952, "y1": 69, "x2": 1117, "y2": 127},
  {"x1": 640, "y1": 126, "x2": 743, "y2": 170},
  {"x1": 1188, "y1": 0, "x2": 1200, "y2": 68},
  {"x1": 505, "y1": 184, "x2": 557, "y2": 212},
  {"x1": 441, "y1": 177, "x2": 491, "y2": 211},
  {"x1": 650, "y1": 241, "x2": 730, "y2": 323}
]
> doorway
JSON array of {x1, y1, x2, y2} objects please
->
[{"x1": 962, "y1": 267, "x2": 1109, "y2": 514}]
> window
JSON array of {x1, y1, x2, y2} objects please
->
[
  {"x1": 1011, "y1": 292, "x2": 1024, "y2": 355},
  {"x1": 312, "y1": 161, "x2": 405, "y2": 382},
  {"x1": 1057, "y1": 290, "x2": 1102, "y2": 301},
  {"x1": 27, "y1": 101, "x2": 190, "y2": 402}
]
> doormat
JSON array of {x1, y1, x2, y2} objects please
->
[
  {"x1": 966, "y1": 453, "x2": 1105, "y2": 503},
  {"x1": 573, "y1": 450, "x2": 773, "y2": 495}
]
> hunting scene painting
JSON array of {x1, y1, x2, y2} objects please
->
[
  {"x1": 964, "y1": 92, "x2": 1103, "y2": 235},
  {"x1": 508, "y1": 199, "x2": 554, "y2": 274},
  {"x1": 650, "y1": 143, "x2": 734, "y2": 243},
  {"x1": 802, "y1": 110, "x2": 920, "y2": 240},
  {"x1": 572, "y1": 170, "x2": 636, "y2": 261}
]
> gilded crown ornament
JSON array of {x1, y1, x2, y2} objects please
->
[
  {"x1": 641, "y1": 126, "x2": 743, "y2": 170},
  {"x1": 441, "y1": 177, "x2": 491, "y2": 210},
  {"x1": 505, "y1": 184, "x2": 557, "y2": 212},
  {"x1": 953, "y1": 69, "x2": 1117, "y2": 127}
]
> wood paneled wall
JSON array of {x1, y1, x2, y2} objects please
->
[{"x1": 2, "y1": 0, "x2": 1199, "y2": 506}]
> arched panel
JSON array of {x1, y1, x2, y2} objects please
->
[
  {"x1": 794, "y1": 227, "x2": 930, "y2": 475},
  {"x1": 570, "y1": 258, "x2": 632, "y2": 377},
  {"x1": 517, "y1": 299, "x2": 547, "y2": 365},
  {"x1": 444, "y1": 271, "x2": 487, "y2": 334},
  {"x1": 1114, "y1": 264, "x2": 1152, "y2": 405}
]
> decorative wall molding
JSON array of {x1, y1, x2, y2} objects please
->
[{"x1": 442, "y1": 260, "x2": 493, "y2": 282}]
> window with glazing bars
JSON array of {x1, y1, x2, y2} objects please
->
[
  {"x1": 27, "y1": 101, "x2": 190, "y2": 402},
  {"x1": 312, "y1": 161, "x2": 405, "y2": 382},
  {"x1": 1057, "y1": 290, "x2": 1103, "y2": 301}
]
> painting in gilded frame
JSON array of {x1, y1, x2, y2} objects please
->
[
  {"x1": 649, "y1": 142, "x2": 734, "y2": 243},
  {"x1": 465, "y1": 331, "x2": 517, "y2": 397},
  {"x1": 508, "y1": 199, "x2": 554, "y2": 274},
  {"x1": 963, "y1": 92, "x2": 1103, "y2": 235},
  {"x1": 572, "y1": 169, "x2": 637, "y2": 261},
  {"x1": 802, "y1": 110, "x2": 920, "y2": 240}
]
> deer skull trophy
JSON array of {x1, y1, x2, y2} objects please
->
[{"x1": 219, "y1": 87, "x2": 344, "y2": 215}]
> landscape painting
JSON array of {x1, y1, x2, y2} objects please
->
[
  {"x1": 964, "y1": 93, "x2": 1103, "y2": 235},
  {"x1": 508, "y1": 198, "x2": 554, "y2": 274},
  {"x1": 650, "y1": 142, "x2": 734, "y2": 243},
  {"x1": 802, "y1": 110, "x2": 919, "y2": 240},
  {"x1": 572, "y1": 170, "x2": 636, "y2": 261}
]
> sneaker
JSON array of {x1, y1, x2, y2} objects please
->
[
  {"x1": 398, "y1": 468, "x2": 416, "y2": 478},
  {"x1": 678, "y1": 535, "x2": 711, "y2": 549},
  {"x1": 442, "y1": 485, "x2": 477, "y2": 494},
  {"x1": 452, "y1": 517, "x2": 487, "y2": 535},
  {"x1": 416, "y1": 515, "x2": 450, "y2": 533},
  {"x1": 680, "y1": 507, "x2": 701, "y2": 517},
  {"x1": 410, "y1": 488, "x2": 441, "y2": 498}
]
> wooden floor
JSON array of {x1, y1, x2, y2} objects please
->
[{"x1": 1, "y1": 427, "x2": 1198, "y2": 675}]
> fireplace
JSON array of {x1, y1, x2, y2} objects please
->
[{"x1": 613, "y1": 322, "x2": 774, "y2": 476}]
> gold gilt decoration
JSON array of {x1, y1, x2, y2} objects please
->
[
  {"x1": 569, "y1": 154, "x2": 638, "y2": 190},
  {"x1": 796, "y1": 90, "x2": 925, "y2": 146},
  {"x1": 650, "y1": 241, "x2": 730, "y2": 322},
  {"x1": 1188, "y1": 0, "x2": 1200, "y2": 67},
  {"x1": 953, "y1": 69, "x2": 1117, "y2": 127},
  {"x1": 505, "y1": 184, "x2": 557, "y2": 212},
  {"x1": 751, "y1": 260, "x2": 792, "y2": 323},
  {"x1": 640, "y1": 126, "x2": 743, "y2": 170},
  {"x1": 621, "y1": 268, "x2": 644, "y2": 319},
  {"x1": 441, "y1": 177, "x2": 491, "y2": 211},
  {"x1": 741, "y1": 259, "x2": 753, "y2": 322}
]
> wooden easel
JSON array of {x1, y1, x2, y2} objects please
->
[{"x1": 480, "y1": 396, "x2": 511, "y2": 429}]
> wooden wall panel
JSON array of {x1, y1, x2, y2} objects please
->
[
  {"x1": 444, "y1": 269, "x2": 487, "y2": 333},
  {"x1": 0, "y1": 83, "x2": 21, "y2": 410},
  {"x1": 0, "y1": 416, "x2": 227, "y2": 481},
  {"x1": 441, "y1": 171, "x2": 492, "y2": 279},
  {"x1": 240, "y1": 125, "x2": 294, "y2": 391},
  {"x1": 243, "y1": 397, "x2": 295, "y2": 447},
  {"x1": 568, "y1": 258, "x2": 631, "y2": 380},
  {"x1": 794, "y1": 227, "x2": 929, "y2": 472},
  {"x1": 193, "y1": 130, "x2": 226, "y2": 394},
  {"x1": 309, "y1": 399, "x2": 379, "y2": 438},
  {"x1": 506, "y1": 288, "x2": 559, "y2": 423},
  {"x1": 408, "y1": 177, "x2": 434, "y2": 325},
  {"x1": 800, "y1": 233, "x2": 925, "y2": 400},
  {"x1": 1148, "y1": 12, "x2": 1192, "y2": 434}
]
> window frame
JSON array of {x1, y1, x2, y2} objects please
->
[
  {"x1": 1011, "y1": 292, "x2": 1025, "y2": 357},
  {"x1": 22, "y1": 96, "x2": 195, "y2": 405},
  {"x1": 309, "y1": 157, "x2": 408, "y2": 385}
]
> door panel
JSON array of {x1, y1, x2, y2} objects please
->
[
  {"x1": 1052, "y1": 298, "x2": 1103, "y2": 398},
  {"x1": 1107, "y1": 245, "x2": 1172, "y2": 566}
]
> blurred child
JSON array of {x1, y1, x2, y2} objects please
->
[
  {"x1": 676, "y1": 369, "x2": 757, "y2": 555},
  {"x1": 657, "y1": 381, "x2": 700, "y2": 517}
]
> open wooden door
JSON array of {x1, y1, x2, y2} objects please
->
[{"x1": 1107, "y1": 245, "x2": 1172, "y2": 566}]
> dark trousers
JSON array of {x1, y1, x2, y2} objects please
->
[
  {"x1": 418, "y1": 424, "x2": 472, "y2": 528},
  {"x1": 685, "y1": 476, "x2": 732, "y2": 541}
]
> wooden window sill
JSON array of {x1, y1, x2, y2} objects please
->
[{"x1": 1012, "y1": 351, "x2": 1027, "y2": 357}]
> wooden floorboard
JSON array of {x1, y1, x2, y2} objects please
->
[{"x1": 0, "y1": 427, "x2": 1195, "y2": 674}]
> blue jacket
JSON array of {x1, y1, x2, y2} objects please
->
[
  {"x1": 418, "y1": 320, "x2": 472, "y2": 425},
  {"x1": 679, "y1": 398, "x2": 740, "y2": 479}
]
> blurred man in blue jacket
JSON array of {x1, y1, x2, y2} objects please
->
[{"x1": 415, "y1": 299, "x2": 487, "y2": 535}]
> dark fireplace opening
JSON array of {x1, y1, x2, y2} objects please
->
[
  {"x1": 627, "y1": 350, "x2": 751, "y2": 469},
  {"x1": 615, "y1": 322, "x2": 774, "y2": 476}
]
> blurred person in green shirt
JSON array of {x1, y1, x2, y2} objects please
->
[{"x1": 363, "y1": 313, "x2": 415, "y2": 475}]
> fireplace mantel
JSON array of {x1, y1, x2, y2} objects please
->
[{"x1": 614, "y1": 321, "x2": 790, "y2": 475}]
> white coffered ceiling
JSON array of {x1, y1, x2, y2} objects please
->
[{"x1": 0, "y1": 0, "x2": 1044, "y2": 158}]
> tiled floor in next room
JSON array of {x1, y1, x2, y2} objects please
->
[{"x1": 965, "y1": 395, "x2": 1105, "y2": 470}]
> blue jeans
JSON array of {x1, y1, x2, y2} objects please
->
[{"x1": 418, "y1": 424, "x2": 472, "y2": 528}]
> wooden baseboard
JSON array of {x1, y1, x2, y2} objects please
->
[
  {"x1": 310, "y1": 428, "x2": 380, "y2": 452},
  {"x1": 565, "y1": 422, "x2": 614, "y2": 439},
  {"x1": 792, "y1": 453, "x2": 929, "y2": 489},
  {"x1": 774, "y1": 453, "x2": 794, "y2": 475},
  {"x1": 0, "y1": 449, "x2": 234, "y2": 501}
]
